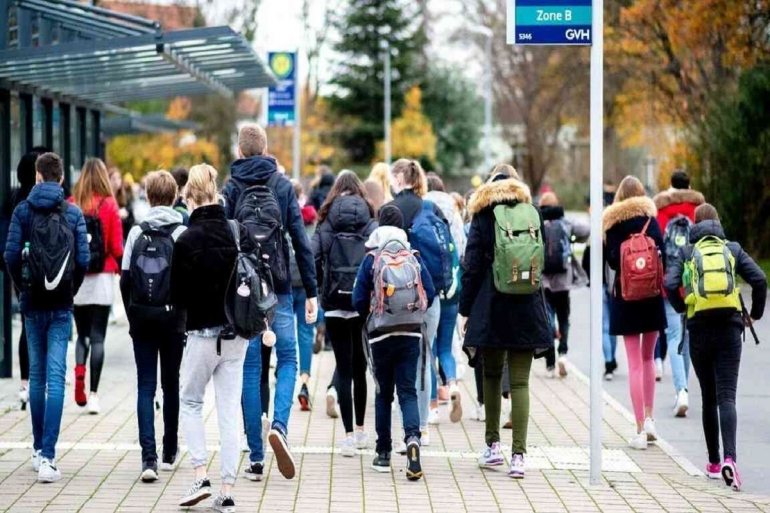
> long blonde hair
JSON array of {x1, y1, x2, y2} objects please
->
[
  {"x1": 391, "y1": 159, "x2": 427, "y2": 198},
  {"x1": 615, "y1": 175, "x2": 646, "y2": 203},
  {"x1": 184, "y1": 164, "x2": 219, "y2": 209},
  {"x1": 368, "y1": 162, "x2": 393, "y2": 202},
  {"x1": 73, "y1": 158, "x2": 113, "y2": 213}
]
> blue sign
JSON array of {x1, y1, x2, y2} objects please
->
[
  {"x1": 267, "y1": 52, "x2": 297, "y2": 127},
  {"x1": 507, "y1": 0, "x2": 592, "y2": 46}
]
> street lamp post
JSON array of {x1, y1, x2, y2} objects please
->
[
  {"x1": 382, "y1": 41, "x2": 392, "y2": 165},
  {"x1": 467, "y1": 25, "x2": 494, "y2": 173}
]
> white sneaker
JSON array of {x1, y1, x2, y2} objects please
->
[
  {"x1": 628, "y1": 432, "x2": 648, "y2": 450},
  {"x1": 476, "y1": 404, "x2": 486, "y2": 422},
  {"x1": 354, "y1": 430, "x2": 369, "y2": 450},
  {"x1": 325, "y1": 387, "x2": 339, "y2": 419},
  {"x1": 674, "y1": 389, "x2": 689, "y2": 418},
  {"x1": 557, "y1": 356, "x2": 568, "y2": 378},
  {"x1": 478, "y1": 442, "x2": 504, "y2": 468},
  {"x1": 241, "y1": 434, "x2": 250, "y2": 453},
  {"x1": 340, "y1": 437, "x2": 356, "y2": 457},
  {"x1": 31, "y1": 450, "x2": 41, "y2": 472},
  {"x1": 428, "y1": 408, "x2": 440, "y2": 425},
  {"x1": 644, "y1": 417, "x2": 658, "y2": 442},
  {"x1": 604, "y1": 371, "x2": 614, "y2": 381},
  {"x1": 19, "y1": 385, "x2": 29, "y2": 405},
  {"x1": 396, "y1": 440, "x2": 407, "y2": 455},
  {"x1": 655, "y1": 358, "x2": 663, "y2": 381},
  {"x1": 420, "y1": 430, "x2": 430, "y2": 447},
  {"x1": 38, "y1": 458, "x2": 62, "y2": 483},
  {"x1": 546, "y1": 368, "x2": 556, "y2": 379},
  {"x1": 87, "y1": 395, "x2": 101, "y2": 414},
  {"x1": 449, "y1": 383, "x2": 463, "y2": 423}
]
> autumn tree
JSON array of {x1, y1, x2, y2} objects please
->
[{"x1": 376, "y1": 86, "x2": 437, "y2": 165}]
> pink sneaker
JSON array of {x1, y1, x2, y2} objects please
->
[
  {"x1": 721, "y1": 458, "x2": 742, "y2": 491},
  {"x1": 705, "y1": 462, "x2": 721, "y2": 479}
]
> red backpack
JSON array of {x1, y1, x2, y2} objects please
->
[{"x1": 619, "y1": 218, "x2": 663, "y2": 301}]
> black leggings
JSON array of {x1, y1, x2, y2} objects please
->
[
  {"x1": 545, "y1": 290, "x2": 570, "y2": 368},
  {"x1": 74, "y1": 305, "x2": 111, "y2": 393},
  {"x1": 690, "y1": 325, "x2": 742, "y2": 463},
  {"x1": 261, "y1": 343, "x2": 272, "y2": 416},
  {"x1": 326, "y1": 316, "x2": 367, "y2": 433},
  {"x1": 19, "y1": 313, "x2": 29, "y2": 381}
]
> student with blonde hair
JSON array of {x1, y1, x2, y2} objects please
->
[
  {"x1": 69, "y1": 158, "x2": 124, "y2": 414},
  {"x1": 121, "y1": 170, "x2": 187, "y2": 483},
  {"x1": 171, "y1": 164, "x2": 255, "y2": 511},
  {"x1": 369, "y1": 162, "x2": 393, "y2": 203}
]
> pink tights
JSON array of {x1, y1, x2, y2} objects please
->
[{"x1": 624, "y1": 332, "x2": 658, "y2": 425}]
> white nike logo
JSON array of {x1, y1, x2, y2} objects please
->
[{"x1": 44, "y1": 251, "x2": 70, "y2": 291}]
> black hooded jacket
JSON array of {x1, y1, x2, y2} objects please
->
[
  {"x1": 312, "y1": 195, "x2": 377, "y2": 311},
  {"x1": 664, "y1": 219, "x2": 767, "y2": 330},
  {"x1": 222, "y1": 155, "x2": 317, "y2": 297},
  {"x1": 310, "y1": 173, "x2": 335, "y2": 211}
]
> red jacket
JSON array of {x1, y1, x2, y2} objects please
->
[
  {"x1": 68, "y1": 194, "x2": 124, "y2": 274},
  {"x1": 653, "y1": 188, "x2": 705, "y2": 233}
]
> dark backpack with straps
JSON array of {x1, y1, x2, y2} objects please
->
[
  {"x1": 321, "y1": 230, "x2": 368, "y2": 311},
  {"x1": 408, "y1": 200, "x2": 454, "y2": 294},
  {"x1": 224, "y1": 221, "x2": 278, "y2": 340},
  {"x1": 128, "y1": 222, "x2": 180, "y2": 329},
  {"x1": 543, "y1": 218, "x2": 572, "y2": 274},
  {"x1": 26, "y1": 201, "x2": 76, "y2": 301},
  {"x1": 83, "y1": 198, "x2": 106, "y2": 273},
  {"x1": 232, "y1": 174, "x2": 287, "y2": 284}
]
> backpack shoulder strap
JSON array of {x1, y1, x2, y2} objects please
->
[
  {"x1": 266, "y1": 172, "x2": 282, "y2": 190},
  {"x1": 59, "y1": 200, "x2": 71, "y2": 227},
  {"x1": 139, "y1": 221, "x2": 152, "y2": 233},
  {"x1": 641, "y1": 217, "x2": 652, "y2": 235},
  {"x1": 227, "y1": 220, "x2": 241, "y2": 251}
]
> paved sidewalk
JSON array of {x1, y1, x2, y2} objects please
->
[{"x1": 1, "y1": 315, "x2": 769, "y2": 512}]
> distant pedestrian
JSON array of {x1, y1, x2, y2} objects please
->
[
  {"x1": 310, "y1": 165, "x2": 335, "y2": 211},
  {"x1": 363, "y1": 178, "x2": 385, "y2": 213},
  {"x1": 460, "y1": 170, "x2": 553, "y2": 479},
  {"x1": 121, "y1": 170, "x2": 186, "y2": 483},
  {"x1": 170, "y1": 167, "x2": 191, "y2": 225},
  {"x1": 70, "y1": 158, "x2": 124, "y2": 414},
  {"x1": 352, "y1": 204, "x2": 435, "y2": 480},
  {"x1": 4, "y1": 152, "x2": 90, "y2": 483},
  {"x1": 653, "y1": 170, "x2": 705, "y2": 417},
  {"x1": 664, "y1": 203, "x2": 766, "y2": 491},
  {"x1": 172, "y1": 164, "x2": 254, "y2": 511},
  {"x1": 313, "y1": 171, "x2": 377, "y2": 456},
  {"x1": 539, "y1": 192, "x2": 589, "y2": 378},
  {"x1": 602, "y1": 175, "x2": 667, "y2": 450},
  {"x1": 368, "y1": 162, "x2": 393, "y2": 203}
]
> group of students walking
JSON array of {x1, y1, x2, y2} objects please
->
[{"x1": 3, "y1": 123, "x2": 766, "y2": 512}]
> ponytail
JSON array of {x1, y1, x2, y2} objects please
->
[{"x1": 391, "y1": 158, "x2": 427, "y2": 198}]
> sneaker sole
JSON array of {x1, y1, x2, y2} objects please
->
[
  {"x1": 509, "y1": 471, "x2": 525, "y2": 479},
  {"x1": 159, "y1": 463, "x2": 175, "y2": 472},
  {"x1": 675, "y1": 404, "x2": 688, "y2": 418},
  {"x1": 406, "y1": 444, "x2": 422, "y2": 481},
  {"x1": 558, "y1": 361, "x2": 568, "y2": 378},
  {"x1": 244, "y1": 471, "x2": 264, "y2": 482},
  {"x1": 37, "y1": 473, "x2": 62, "y2": 483},
  {"x1": 298, "y1": 394, "x2": 311, "y2": 412},
  {"x1": 140, "y1": 469, "x2": 158, "y2": 483},
  {"x1": 706, "y1": 471, "x2": 722, "y2": 480},
  {"x1": 449, "y1": 393, "x2": 463, "y2": 423},
  {"x1": 479, "y1": 459, "x2": 505, "y2": 468},
  {"x1": 179, "y1": 488, "x2": 212, "y2": 507},
  {"x1": 371, "y1": 463, "x2": 392, "y2": 473},
  {"x1": 646, "y1": 433, "x2": 657, "y2": 442},
  {"x1": 325, "y1": 396, "x2": 338, "y2": 419},
  {"x1": 268, "y1": 431, "x2": 296, "y2": 480},
  {"x1": 722, "y1": 465, "x2": 741, "y2": 491},
  {"x1": 213, "y1": 505, "x2": 236, "y2": 513}
]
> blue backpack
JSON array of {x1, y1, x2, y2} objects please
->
[{"x1": 409, "y1": 200, "x2": 454, "y2": 294}]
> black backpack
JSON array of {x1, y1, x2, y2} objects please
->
[
  {"x1": 232, "y1": 174, "x2": 287, "y2": 284},
  {"x1": 224, "y1": 221, "x2": 278, "y2": 340},
  {"x1": 128, "y1": 223, "x2": 180, "y2": 329},
  {"x1": 543, "y1": 218, "x2": 572, "y2": 274},
  {"x1": 322, "y1": 231, "x2": 368, "y2": 311},
  {"x1": 26, "y1": 201, "x2": 76, "y2": 301},
  {"x1": 84, "y1": 198, "x2": 106, "y2": 273}
]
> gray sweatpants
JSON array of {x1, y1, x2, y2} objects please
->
[{"x1": 180, "y1": 333, "x2": 248, "y2": 485}]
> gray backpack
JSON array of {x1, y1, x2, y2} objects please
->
[{"x1": 366, "y1": 239, "x2": 428, "y2": 334}]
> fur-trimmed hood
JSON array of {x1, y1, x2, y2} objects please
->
[
  {"x1": 467, "y1": 178, "x2": 532, "y2": 215},
  {"x1": 653, "y1": 188, "x2": 705, "y2": 210},
  {"x1": 602, "y1": 196, "x2": 657, "y2": 236}
]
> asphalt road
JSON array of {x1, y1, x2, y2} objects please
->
[{"x1": 566, "y1": 286, "x2": 770, "y2": 495}]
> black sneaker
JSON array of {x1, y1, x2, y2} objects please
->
[
  {"x1": 405, "y1": 437, "x2": 423, "y2": 481},
  {"x1": 178, "y1": 477, "x2": 212, "y2": 507},
  {"x1": 298, "y1": 384, "x2": 311, "y2": 411},
  {"x1": 140, "y1": 460, "x2": 158, "y2": 483},
  {"x1": 371, "y1": 452, "x2": 392, "y2": 473},
  {"x1": 160, "y1": 446, "x2": 178, "y2": 472},
  {"x1": 212, "y1": 493, "x2": 236, "y2": 513},
  {"x1": 244, "y1": 461, "x2": 264, "y2": 481},
  {"x1": 268, "y1": 426, "x2": 296, "y2": 479}
]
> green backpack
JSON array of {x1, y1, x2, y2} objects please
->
[{"x1": 492, "y1": 203, "x2": 545, "y2": 294}]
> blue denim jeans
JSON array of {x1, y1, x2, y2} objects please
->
[
  {"x1": 292, "y1": 286, "x2": 314, "y2": 376},
  {"x1": 25, "y1": 309, "x2": 71, "y2": 460},
  {"x1": 431, "y1": 302, "x2": 458, "y2": 401},
  {"x1": 665, "y1": 299, "x2": 690, "y2": 392},
  {"x1": 602, "y1": 285, "x2": 617, "y2": 363},
  {"x1": 242, "y1": 294, "x2": 297, "y2": 463},
  {"x1": 372, "y1": 336, "x2": 421, "y2": 454},
  {"x1": 417, "y1": 299, "x2": 440, "y2": 428}
]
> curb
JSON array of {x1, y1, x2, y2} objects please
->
[{"x1": 566, "y1": 360, "x2": 704, "y2": 477}]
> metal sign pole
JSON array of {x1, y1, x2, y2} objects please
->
[
  {"x1": 588, "y1": 0, "x2": 604, "y2": 486},
  {"x1": 383, "y1": 42, "x2": 391, "y2": 165},
  {"x1": 292, "y1": 49, "x2": 301, "y2": 180}
]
